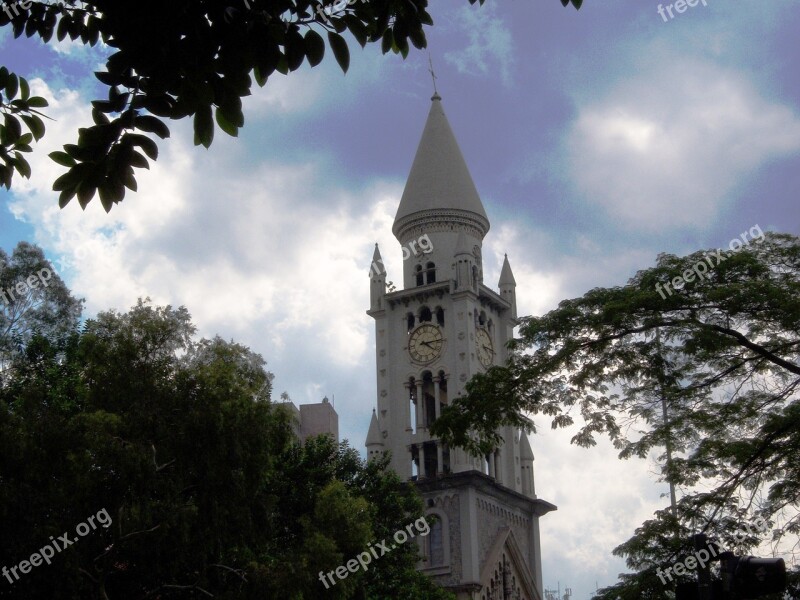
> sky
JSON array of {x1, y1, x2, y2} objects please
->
[{"x1": 1, "y1": 0, "x2": 800, "y2": 598}]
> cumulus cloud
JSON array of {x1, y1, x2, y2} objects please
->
[
  {"x1": 242, "y1": 67, "x2": 326, "y2": 116},
  {"x1": 6, "y1": 79, "x2": 404, "y2": 373},
  {"x1": 443, "y1": 3, "x2": 515, "y2": 87},
  {"x1": 536, "y1": 425, "x2": 665, "y2": 585},
  {"x1": 565, "y1": 61, "x2": 800, "y2": 231},
  {"x1": 481, "y1": 220, "x2": 656, "y2": 322}
]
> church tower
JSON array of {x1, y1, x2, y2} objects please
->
[{"x1": 365, "y1": 93, "x2": 556, "y2": 600}]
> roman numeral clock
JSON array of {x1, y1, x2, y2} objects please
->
[{"x1": 408, "y1": 323, "x2": 444, "y2": 363}]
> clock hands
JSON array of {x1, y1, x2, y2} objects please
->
[{"x1": 409, "y1": 325, "x2": 443, "y2": 362}]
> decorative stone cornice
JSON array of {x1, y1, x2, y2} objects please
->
[
  {"x1": 393, "y1": 208, "x2": 489, "y2": 243},
  {"x1": 385, "y1": 281, "x2": 451, "y2": 309}
]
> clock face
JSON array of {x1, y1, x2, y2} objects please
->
[
  {"x1": 408, "y1": 324, "x2": 444, "y2": 363},
  {"x1": 475, "y1": 328, "x2": 494, "y2": 368}
]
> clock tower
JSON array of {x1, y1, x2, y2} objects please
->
[{"x1": 365, "y1": 93, "x2": 556, "y2": 600}]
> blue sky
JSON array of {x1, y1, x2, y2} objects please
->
[{"x1": 1, "y1": 1, "x2": 799, "y2": 597}]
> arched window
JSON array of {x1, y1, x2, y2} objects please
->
[
  {"x1": 407, "y1": 312, "x2": 415, "y2": 332},
  {"x1": 428, "y1": 518, "x2": 444, "y2": 565},
  {"x1": 422, "y1": 510, "x2": 450, "y2": 570},
  {"x1": 435, "y1": 306, "x2": 445, "y2": 326},
  {"x1": 478, "y1": 311, "x2": 487, "y2": 326},
  {"x1": 425, "y1": 261, "x2": 436, "y2": 284},
  {"x1": 415, "y1": 264, "x2": 424, "y2": 286},
  {"x1": 419, "y1": 306, "x2": 432, "y2": 323}
]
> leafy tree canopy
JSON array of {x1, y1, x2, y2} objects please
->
[
  {"x1": 432, "y1": 231, "x2": 800, "y2": 596},
  {"x1": 0, "y1": 0, "x2": 582, "y2": 212},
  {"x1": 0, "y1": 241, "x2": 82, "y2": 372},
  {"x1": 0, "y1": 296, "x2": 453, "y2": 599}
]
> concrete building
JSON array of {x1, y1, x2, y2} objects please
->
[
  {"x1": 287, "y1": 397, "x2": 339, "y2": 443},
  {"x1": 365, "y1": 93, "x2": 556, "y2": 600}
]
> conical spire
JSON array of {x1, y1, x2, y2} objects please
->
[
  {"x1": 369, "y1": 243, "x2": 385, "y2": 276},
  {"x1": 499, "y1": 254, "x2": 516, "y2": 286},
  {"x1": 393, "y1": 95, "x2": 489, "y2": 239},
  {"x1": 365, "y1": 409, "x2": 383, "y2": 447}
]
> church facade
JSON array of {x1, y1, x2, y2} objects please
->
[{"x1": 364, "y1": 93, "x2": 556, "y2": 600}]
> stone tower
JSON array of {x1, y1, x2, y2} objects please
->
[{"x1": 365, "y1": 93, "x2": 556, "y2": 600}]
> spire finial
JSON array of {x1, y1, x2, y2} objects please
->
[{"x1": 427, "y1": 52, "x2": 440, "y2": 100}]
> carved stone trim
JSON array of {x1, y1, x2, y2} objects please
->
[{"x1": 393, "y1": 208, "x2": 490, "y2": 241}]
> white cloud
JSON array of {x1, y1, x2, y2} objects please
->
[
  {"x1": 7, "y1": 80, "x2": 408, "y2": 374},
  {"x1": 482, "y1": 222, "x2": 563, "y2": 317},
  {"x1": 443, "y1": 4, "x2": 515, "y2": 87},
  {"x1": 243, "y1": 67, "x2": 326, "y2": 116},
  {"x1": 536, "y1": 425, "x2": 665, "y2": 584},
  {"x1": 566, "y1": 61, "x2": 800, "y2": 231}
]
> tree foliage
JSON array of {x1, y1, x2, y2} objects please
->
[
  {"x1": 0, "y1": 298, "x2": 453, "y2": 599},
  {"x1": 0, "y1": 241, "x2": 82, "y2": 372},
  {"x1": 0, "y1": 0, "x2": 582, "y2": 212},
  {"x1": 432, "y1": 231, "x2": 800, "y2": 595},
  {"x1": 0, "y1": 68, "x2": 48, "y2": 189}
]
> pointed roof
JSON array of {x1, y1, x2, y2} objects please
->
[
  {"x1": 369, "y1": 243, "x2": 385, "y2": 276},
  {"x1": 365, "y1": 409, "x2": 383, "y2": 447},
  {"x1": 519, "y1": 431, "x2": 534, "y2": 461},
  {"x1": 499, "y1": 254, "x2": 516, "y2": 286},
  {"x1": 393, "y1": 95, "x2": 489, "y2": 238}
]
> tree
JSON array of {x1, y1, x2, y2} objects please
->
[
  {"x1": 0, "y1": 297, "x2": 453, "y2": 599},
  {"x1": 431, "y1": 231, "x2": 800, "y2": 596},
  {"x1": 0, "y1": 0, "x2": 582, "y2": 211},
  {"x1": 0, "y1": 241, "x2": 82, "y2": 373},
  {"x1": 263, "y1": 438, "x2": 454, "y2": 599}
]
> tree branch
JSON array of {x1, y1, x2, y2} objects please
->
[{"x1": 701, "y1": 322, "x2": 800, "y2": 376}]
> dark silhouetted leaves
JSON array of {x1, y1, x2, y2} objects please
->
[
  {"x1": 328, "y1": 31, "x2": 350, "y2": 73},
  {"x1": 0, "y1": 71, "x2": 48, "y2": 188},
  {"x1": 304, "y1": 29, "x2": 325, "y2": 67}
]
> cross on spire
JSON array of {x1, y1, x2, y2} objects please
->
[{"x1": 427, "y1": 52, "x2": 439, "y2": 97}]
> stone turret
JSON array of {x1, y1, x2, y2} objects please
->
[
  {"x1": 454, "y1": 230, "x2": 476, "y2": 292},
  {"x1": 498, "y1": 254, "x2": 517, "y2": 320},
  {"x1": 369, "y1": 243, "x2": 386, "y2": 312},
  {"x1": 365, "y1": 409, "x2": 384, "y2": 460},
  {"x1": 520, "y1": 431, "x2": 535, "y2": 498}
]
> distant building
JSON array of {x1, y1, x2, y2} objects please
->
[
  {"x1": 286, "y1": 397, "x2": 339, "y2": 443},
  {"x1": 364, "y1": 93, "x2": 556, "y2": 600}
]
